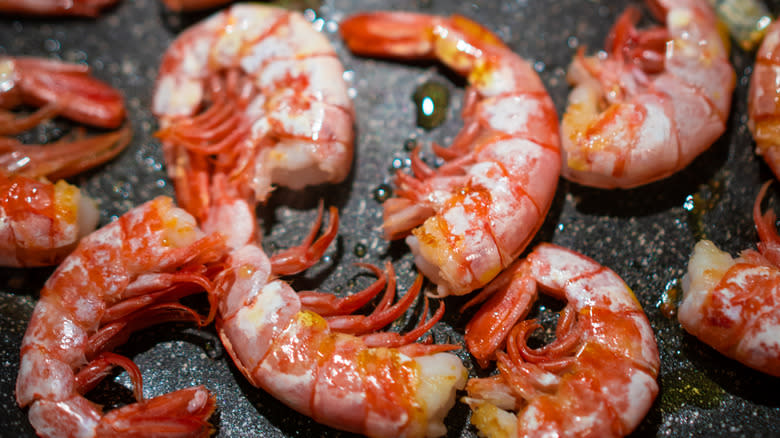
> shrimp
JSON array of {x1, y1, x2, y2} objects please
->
[
  {"x1": 749, "y1": 19, "x2": 780, "y2": 181},
  {"x1": 680, "y1": 181, "x2": 780, "y2": 376},
  {"x1": 462, "y1": 243, "x2": 660, "y2": 437},
  {"x1": 0, "y1": 174, "x2": 99, "y2": 267},
  {"x1": 204, "y1": 196, "x2": 468, "y2": 438},
  {"x1": 0, "y1": 57, "x2": 131, "y2": 267},
  {"x1": 15, "y1": 196, "x2": 230, "y2": 437},
  {"x1": 339, "y1": 12, "x2": 562, "y2": 298},
  {"x1": 561, "y1": 0, "x2": 735, "y2": 188},
  {"x1": 0, "y1": 0, "x2": 119, "y2": 16},
  {"x1": 152, "y1": 3, "x2": 354, "y2": 222}
]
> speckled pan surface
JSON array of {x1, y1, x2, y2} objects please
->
[{"x1": 1, "y1": 0, "x2": 779, "y2": 436}]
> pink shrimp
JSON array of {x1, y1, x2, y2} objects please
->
[
  {"x1": 680, "y1": 181, "x2": 780, "y2": 376},
  {"x1": 15, "y1": 196, "x2": 230, "y2": 437},
  {"x1": 561, "y1": 0, "x2": 735, "y2": 188},
  {"x1": 0, "y1": 57, "x2": 131, "y2": 267},
  {"x1": 0, "y1": 0, "x2": 119, "y2": 16},
  {"x1": 152, "y1": 3, "x2": 354, "y2": 222},
  {"x1": 462, "y1": 243, "x2": 660, "y2": 437},
  {"x1": 749, "y1": 19, "x2": 780, "y2": 181},
  {"x1": 339, "y1": 12, "x2": 561, "y2": 298},
  {"x1": 202, "y1": 195, "x2": 468, "y2": 438}
]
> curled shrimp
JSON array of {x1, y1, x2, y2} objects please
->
[
  {"x1": 203, "y1": 196, "x2": 468, "y2": 438},
  {"x1": 680, "y1": 181, "x2": 780, "y2": 376},
  {"x1": 749, "y1": 20, "x2": 780, "y2": 180},
  {"x1": 0, "y1": 0, "x2": 119, "y2": 16},
  {"x1": 462, "y1": 243, "x2": 660, "y2": 437},
  {"x1": 561, "y1": 0, "x2": 735, "y2": 188},
  {"x1": 340, "y1": 12, "x2": 561, "y2": 298},
  {"x1": 0, "y1": 57, "x2": 131, "y2": 267},
  {"x1": 152, "y1": 3, "x2": 354, "y2": 222},
  {"x1": 15, "y1": 196, "x2": 230, "y2": 437}
]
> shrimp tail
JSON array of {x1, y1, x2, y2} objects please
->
[
  {"x1": 340, "y1": 12, "x2": 508, "y2": 64},
  {"x1": 0, "y1": 124, "x2": 132, "y2": 180},
  {"x1": 2, "y1": 57, "x2": 125, "y2": 129},
  {"x1": 464, "y1": 260, "x2": 538, "y2": 367}
]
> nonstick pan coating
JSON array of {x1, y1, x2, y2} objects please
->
[{"x1": 1, "y1": 1, "x2": 779, "y2": 436}]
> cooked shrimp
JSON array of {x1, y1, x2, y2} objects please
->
[
  {"x1": 340, "y1": 12, "x2": 561, "y2": 298},
  {"x1": 0, "y1": 56, "x2": 130, "y2": 267},
  {"x1": 561, "y1": 0, "x2": 735, "y2": 188},
  {"x1": 204, "y1": 196, "x2": 468, "y2": 438},
  {"x1": 0, "y1": 0, "x2": 118, "y2": 16},
  {"x1": 0, "y1": 174, "x2": 98, "y2": 267},
  {"x1": 153, "y1": 3, "x2": 354, "y2": 222},
  {"x1": 462, "y1": 243, "x2": 660, "y2": 437},
  {"x1": 15, "y1": 196, "x2": 230, "y2": 437},
  {"x1": 680, "y1": 181, "x2": 780, "y2": 376},
  {"x1": 749, "y1": 19, "x2": 780, "y2": 181}
]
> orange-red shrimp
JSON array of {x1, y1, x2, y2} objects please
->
[
  {"x1": 749, "y1": 19, "x2": 780, "y2": 181},
  {"x1": 680, "y1": 182, "x2": 780, "y2": 376},
  {"x1": 0, "y1": 174, "x2": 98, "y2": 267},
  {"x1": 0, "y1": 0, "x2": 118, "y2": 16},
  {"x1": 153, "y1": 3, "x2": 354, "y2": 222},
  {"x1": 561, "y1": 0, "x2": 735, "y2": 188},
  {"x1": 340, "y1": 12, "x2": 561, "y2": 298},
  {"x1": 203, "y1": 196, "x2": 468, "y2": 438},
  {"x1": 462, "y1": 243, "x2": 660, "y2": 437},
  {"x1": 15, "y1": 196, "x2": 230, "y2": 437},
  {"x1": 0, "y1": 57, "x2": 130, "y2": 267}
]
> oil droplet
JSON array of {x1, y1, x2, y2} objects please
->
[
  {"x1": 373, "y1": 183, "x2": 393, "y2": 203},
  {"x1": 239, "y1": 264, "x2": 255, "y2": 278},
  {"x1": 412, "y1": 81, "x2": 449, "y2": 130},
  {"x1": 659, "y1": 368, "x2": 726, "y2": 412},
  {"x1": 389, "y1": 157, "x2": 405, "y2": 172},
  {"x1": 658, "y1": 277, "x2": 682, "y2": 319},
  {"x1": 404, "y1": 138, "x2": 418, "y2": 152},
  {"x1": 353, "y1": 243, "x2": 367, "y2": 257},
  {"x1": 684, "y1": 179, "x2": 724, "y2": 241}
]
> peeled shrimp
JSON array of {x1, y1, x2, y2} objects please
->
[
  {"x1": 561, "y1": 0, "x2": 735, "y2": 188},
  {"x1": 463, "y1": 243, "x2": 660, "y2": 437},
  {"x1": 153, "y1": 3, "x2": 354, "y2": 222},
  {"x1": 680, "y1": 182, "x2": 780, "y2": 376},
  {"x1": 15, "y1": 196, "x2": 229, "y2": 437},
  {"x1": 340, "y1": 12, "x2": 561, "y2": 298},
  {"x1": 749, "y1": 19, "x2": 780, "y2": 181},
  {"x1": 0, "y1": 57, "x2": 130, "y2": 267}
]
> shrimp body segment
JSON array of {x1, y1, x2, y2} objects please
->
[
  {"x1": 0, "y1": 174, "x2": 98, "y2": 267},
  {"x1": 749, "y1": 20, "x2": 780, "y2": 180},
  {"x1": 153, "y1": 4, "x2": 354, "y2": 221},
  {"x1": 15, "y1": 196, "x2": 230, "y2": 437},
  {"x1": 340, "y1": 12, "x2": 561, "y2": 298},
  {"x1": 561, "y1": 0, "x2": 735, "y2": 188},
  {"x1": 680, "y1": 183, "x2": 780, "y2": 376},
  {"x1": 463, "y1": 243, "x2": 660, "y2": 437}
]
